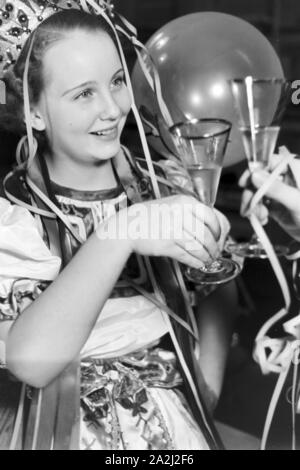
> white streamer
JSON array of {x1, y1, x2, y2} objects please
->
[{"x1": 245, "y1": 146, "x2": 300, "y2": 449}]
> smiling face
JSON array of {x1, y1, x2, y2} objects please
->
[{"x1": 32, "y1": 29, "x2": 131, "y2": 174}]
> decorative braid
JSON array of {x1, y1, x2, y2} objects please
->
[{"x1": 37, "y1": 152, "x2": 69, "y2": 267}]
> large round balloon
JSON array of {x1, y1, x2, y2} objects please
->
[{"x1": 131, "y1": 12, "x2": 284, "y2": 167}]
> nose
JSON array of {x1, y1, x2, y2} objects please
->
[{"x1": 96, "y1": 90, "x2": 121, "y2": 121}]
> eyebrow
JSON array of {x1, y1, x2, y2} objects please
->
[{"x1": 62, "y1": 68, "x2": 125, "y2": 96}]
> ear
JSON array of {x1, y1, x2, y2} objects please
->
[{"x1": 30, "y1": 107, "x2": 46, "y2": 132}]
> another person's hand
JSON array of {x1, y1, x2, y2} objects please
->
[
  {"x1": 239, "y1": 155, "x2": 300, "y2": 241},
  {"x1": 99, "y1": 195, "x2": 230, "y2": 269}
]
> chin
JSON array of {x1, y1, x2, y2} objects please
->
[{"x1": 93, "y1": 141, "x2": 121, "y2": 161}]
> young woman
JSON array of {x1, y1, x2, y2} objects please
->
[{"x1": 0, "y1": 7, "x2": 231, "y2": 449}]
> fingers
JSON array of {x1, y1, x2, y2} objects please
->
[
  {"x1": 174, "y1": 239, "x2": 208, "y2": 268},
  {"x1": 238, "y1": 154, "x2": 289, "y2": 191},
  {"x1": 251, "y1": 171, "x2": 300, "y2": 213},
  {"x1": 213, "y1": 209, "x2": 230, "y2": 248},
  {"x1": 256, "y1": 203, "x2": 269, "y2": 226},
  {"x1": 170, "y1": 237, "x2": 215, "y2": 269},
  {"x1": 268, "y1": 153, "x2": 289, "y2": 172},
  {"x1": 190, "y1": 200, "x2": 221, "y2": 241},
  {"x1": 171, "y1": 245, "x2": 205, "y2": 269},
  {"x1": 240, "y1": 188, "x2": 253, "y2": 216},
  {"x1": 179, "y1": 226, "x2": 220, "y2": 261},
  {"x1": 171, "y1": 196, "x2": 222, "y2": 265},
  {"x1": 168, "y1": 195, "x2": 221, "y2": 242},
  {"x1": 240, "y1": 186, "x2": 269, "y2": 223},
  {"x1": 144, "y1": 196, "x2": 223, "y2": 264},
  {"x1": 238, "y1": 169, "x2": 251, "y2": 188}
]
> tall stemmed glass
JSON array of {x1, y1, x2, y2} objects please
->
[
  {"x1": 170, "y1": 118, "x2": 241, "y2": 285},
  {"x1": 227, "y1": 77, "x2": 291, "y2": 258}
]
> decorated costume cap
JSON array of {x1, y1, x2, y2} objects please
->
[{"x1": 0, "y1": 0, "x2": 115, "y2": 75}]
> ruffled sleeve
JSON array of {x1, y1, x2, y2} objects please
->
[
  {"x1": 0, "y1": 197, "x2": 61, "y2": 321},
  {"x1": 0, "y1": 198, "x2": 62, "y2": 367}
]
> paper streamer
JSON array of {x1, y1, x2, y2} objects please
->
[{"x1": 244, "y1": 146, "x2": 300, "y2": 449}]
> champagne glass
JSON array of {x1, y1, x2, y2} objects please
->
[
  {"x1": 227, "y1": 77, "x2": 291, "y2": 258},
  {"x1": 170, "y1": 118, "x2": 241, "y2": 285}
]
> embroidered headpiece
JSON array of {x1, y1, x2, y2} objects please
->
[{"x1": 0, "y1": 0, "x2": 115, "y2": 75}]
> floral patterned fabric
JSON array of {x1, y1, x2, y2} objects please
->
[
  {"x1": 0, "y1": 278, "x2": 48, "y2": 323},
  {"x1": 80, "y1": 348, "x2": 208, "y2": 450}
]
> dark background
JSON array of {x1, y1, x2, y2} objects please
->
[{"x1": 1, "y1": 0, "x2": 300, "y2": 449}]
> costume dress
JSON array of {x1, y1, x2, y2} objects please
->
[{"x1": 0, "y1": 155, "x2": 211, "y2": 450}]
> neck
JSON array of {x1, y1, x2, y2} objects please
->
[{"x1": 42, "y1": 152, "x2": 120, "y2": 191}]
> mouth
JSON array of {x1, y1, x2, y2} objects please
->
[{"x1": 89, "y1": 126, "x2": 118, "y2": 138}]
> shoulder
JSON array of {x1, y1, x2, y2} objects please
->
[
  {"x1": 0, "y1": 172, "x2": 61, "y2": 282},
  {"x1": 0, "y1": 169, "x2": 38, "y2": 229},
  {"x1": 0, "y1": 196, "x2": 34, "y2": 227},
  {"x1": 0, "y1": 198, "x2": 60, "y2": 288},
  {"x1": 0, "y1": 170, "x2": 34, "y2": 227}
]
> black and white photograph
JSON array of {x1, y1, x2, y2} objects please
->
[{"x1": 0, "y1": 0, "x2": 299, "y2": 452}]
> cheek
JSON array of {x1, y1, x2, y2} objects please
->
[
  {"x1": 60, "y1": 111, "x2": 82, "y2": 132},
  {"x1": 118, "y1": 88, "x2": 132, "y2": 116},
  {"x1": 48, "y1": 104, "x2": 73, "y2": 129}
]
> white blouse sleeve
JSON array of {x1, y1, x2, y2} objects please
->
[
  {"x1": 0, "y1": 196, "x2": 62, "y2": 317},
  {"x1": 0, "y1": 198, "x2": 61, "y2": 281},
  {"x1": 0, "y1": 198, "x2": 62, "y2": 366}
]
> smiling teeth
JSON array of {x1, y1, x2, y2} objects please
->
[{"x1": 93, "y1": 129, "x2": 114, "y2": 136}]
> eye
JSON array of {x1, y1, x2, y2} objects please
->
[
  {"x1": 75, "y1": 89, "x2": 94, "y2": 100},
  {"x1": 112, "y1": 74, "x2": 125, "y2": 89}
]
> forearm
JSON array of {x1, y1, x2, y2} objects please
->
[{"x1": 6, "y1": 225, "x2": 131, "y2": 388}]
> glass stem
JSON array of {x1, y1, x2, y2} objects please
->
[
  {"x1": 249, "y1": 233, "x2": 260, "y2": 246},
  {"x1": 202, "y1": 258, "x2": 223, "y2": 273},
  {"x1": 248, "y1": 199, "x2": 267, "y2": 247}
]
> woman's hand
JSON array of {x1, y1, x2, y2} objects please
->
[
  {"x1": 251, "y1": 170, "x2": 300, "y2": 242},
  {"x1": 104, "y1": 195, "x2": 230, "y2": 269},
  {"x1": 239, "y1": 155, "x2": 300, "y2": 241}
]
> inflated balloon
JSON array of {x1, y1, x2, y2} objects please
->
[{"x1": 131, "y1": 12, "x2": 284, "y2": 167}]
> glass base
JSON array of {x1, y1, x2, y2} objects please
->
[
  {"x1": 226, "y1": 241, "x2": 289, "y2": 259},
  {"x1": 185, "y1": 258, "x2": 241, "y2": 285}
]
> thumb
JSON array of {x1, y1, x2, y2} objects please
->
[{"x1": 251, "y1": 171, "x2": 300, "y2": 213}]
